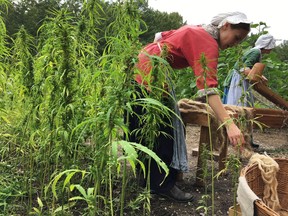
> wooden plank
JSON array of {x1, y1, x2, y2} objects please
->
[
  {"x1": 180, "y1": 101, "x2": 288, "y2": 129},
  {"x1": 181, "y1": 112, "x2": 209, "y2": 127},
  {"x1": 247, "y1": 62, "x2": 288, "y2": 110},
  {"x1": 253, "y1": 82, "x2": 288, "y2": 110},
  {"x1": 253, "y1": 108, "x2": 288, "y2": 128},
  {"x1": 254, "y1": 108, "x2": 288, "y2": 115}
]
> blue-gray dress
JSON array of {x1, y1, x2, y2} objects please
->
[{"x1": 223, "y1": 48, "x2": 261, "y2": 107}]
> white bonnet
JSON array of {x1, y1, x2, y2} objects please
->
[
  {"x1": 254, "y1": 34, "x2": 276, "y2": 49},
  {"x1": 211, "y1": 11, "x2": 251, "y2": 28}
]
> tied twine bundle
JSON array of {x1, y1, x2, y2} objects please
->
[
  {"x1": 178, "y1": 99, "x2": 254, "y2": 157},
  {"x1": 248, "y1": 153, "x2": 288, "y2": 215}
]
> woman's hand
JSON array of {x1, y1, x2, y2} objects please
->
[
  {"x1": 207, "y1": 94, "x2": 245, "y2": 147},
  {"x1": 225, "y1": 121, "x2": 245, "y2": 147}
]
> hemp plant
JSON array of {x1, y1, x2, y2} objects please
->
[
  {"x1": 22, "y1": 8, "x2": 87, "y2": 213},
  {"x1": 1, "y1": 0, "x2": 173, "y2": 215},
  {"x1": 216, "y1": 115, "x2": 245, "y2": 214},
  {"x1": 196, "y1": 145, "x2": 212, "y2": 215},
  {"x1": 0, "y1": 1, "x2": 24, "y2": 213},
  {"x1": 64, "y1": 0, "x2": 168, "y2": 215},
  {"x1": 195, "y1": 53, "x2": 218, "y2": 215},
  {"x1": 216, "y1": 106, "x2": 264, "y2": 212}
]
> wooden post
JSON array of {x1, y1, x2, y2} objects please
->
[
  {"x1": 253, "y1": 83, "x2": 288, "y2": 110},
  {"x1": 195, "y1": 126, "x2": 210, "y2": 187},
  {"x1": 248, "y1": 62, "x2": 288, "y2": 110},
  {"x1": 219, "y1": 134, "x2": 228, "y2": 171}
]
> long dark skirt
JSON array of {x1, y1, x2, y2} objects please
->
[{"x1": 125, "y1": 84, "x2": 176, "y2": 193}]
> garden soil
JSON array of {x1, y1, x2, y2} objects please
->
[{"x1": 149, "y1": 124, "x2": 288, "y2": 216}]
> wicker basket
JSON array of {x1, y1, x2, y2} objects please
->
[{"x1": 240, "y1": 158, "x2": 288, "y2": 216}]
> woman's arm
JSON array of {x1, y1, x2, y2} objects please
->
[{"x1": 207, "y1": 94, "x2": 245, "y2": 146}]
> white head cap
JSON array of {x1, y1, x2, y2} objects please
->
[
  {"x1": 211, "y1": 11, "x2": 251, "y2": 28},
  {"x1": 254, "y1": 34, "x2": 276, "y2": 50}
]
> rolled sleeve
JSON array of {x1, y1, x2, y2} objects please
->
[{"x1": 195, "y1": 88, "x2": 220, "y2": 102}]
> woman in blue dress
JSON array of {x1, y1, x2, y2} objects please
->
[
  {"x1": 222, "y1": 33, "x2": 276, "y2": 147},
  {"x1": 223, "y1": 33, "x2": 276, "y2": 106}
]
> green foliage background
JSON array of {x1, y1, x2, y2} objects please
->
[{"x1": 0, "y1": 0, "x2": 287, "y2": 215}]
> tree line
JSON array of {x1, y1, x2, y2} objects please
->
[{"x1": 2, "y1": 0, "x2": 287, "y2": 101}]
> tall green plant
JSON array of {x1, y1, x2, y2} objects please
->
[
  {"x1": 22, "y1": 9, "x2": 85, "y2": 213},
  {"x1": 0, "y1": 1, "x2": 32, "y2": 214},
  {"x1": 87, "y1": 1, "x2": 148, "y2": 214}
]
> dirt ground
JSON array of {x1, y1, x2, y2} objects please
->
[{"x1": 149, "y1": 124, "x2": 288, "y2": 216}]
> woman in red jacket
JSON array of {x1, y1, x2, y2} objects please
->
[{"x1": 127, "y1": 11, "x2": 251, "y2": 202}]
